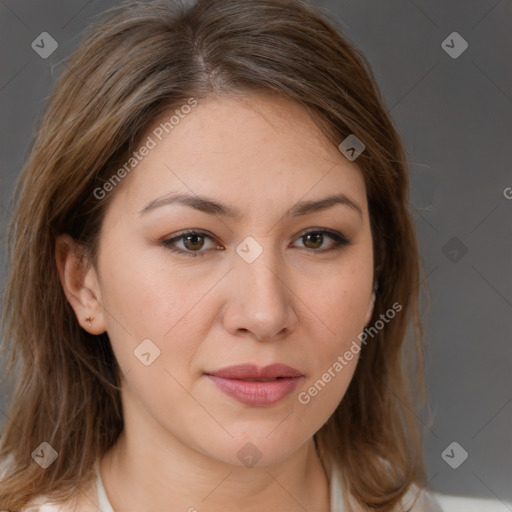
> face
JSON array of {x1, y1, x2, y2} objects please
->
[{"x1": 61, "y1": 92, "x2": 375, "y2": 468}]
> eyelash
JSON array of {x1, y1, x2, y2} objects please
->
[{"x1": 160, "y1": 229, "x2": 350, "y2": 258}]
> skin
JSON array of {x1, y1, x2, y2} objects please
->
[{"x1": 56, "y1": 92, "x2": 375, "y2": 511}]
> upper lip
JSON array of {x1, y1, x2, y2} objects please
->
[{"x1": 206, "y1": 363, "x2": 303, "y2": 379}]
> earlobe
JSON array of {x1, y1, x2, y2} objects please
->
[{"x1": 55, "y1": 234, "x2": 106, "y2": 334}]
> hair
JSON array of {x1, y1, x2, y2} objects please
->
[{"x1": 0, "y1": 0, "x2": 432, "y2": 510}]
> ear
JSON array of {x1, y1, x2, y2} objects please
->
[
  {"x1": 55, "y1": 234, "x2": 106, "y2": 334},
  {"x1": 364, "y1": 285, "x2": 377, "y2": 326}
]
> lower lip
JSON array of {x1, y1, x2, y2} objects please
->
[{"x1": 206, "y1": 375, "x2": 303, "y2": 406}]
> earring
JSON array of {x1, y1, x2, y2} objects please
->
[{"x1": 85, "y1": 316, "x2": 94, "y2": 328}]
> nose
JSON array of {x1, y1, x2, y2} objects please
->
[{"x1": 222, "y1": 242, "x2": 298, "y2": 341}]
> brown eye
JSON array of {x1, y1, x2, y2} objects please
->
[
  {"x1": 302, "y1": 232, "x2": 324, "y2": 249},
  {"x1": 293, "y1": 229, "x2": 350, "y2": 252},
  {"x1": 182, "y1": 233, "x2": 205, "y2": 251},
  {"x1": 161, "y1": 230, "x2": 221, "y2": 257}
]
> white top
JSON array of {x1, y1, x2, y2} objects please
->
[{"x1": 95, "y1": 459, "x2": 113, "y2": 512}]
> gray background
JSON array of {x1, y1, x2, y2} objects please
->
[{"x1": 1, "y1": 0, "x2": 511, "y2": 503}]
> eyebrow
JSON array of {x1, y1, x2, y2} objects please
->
[{"x1": 138, "y1": 191, "x2": 363, "y2": 220}]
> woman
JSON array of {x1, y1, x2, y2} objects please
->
[{"x1": 0, "y1": 0, "x2": 445, "y2": 510}]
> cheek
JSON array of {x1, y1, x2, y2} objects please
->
[
  {"x1": 292, "y1": 249, "x2": 373, "y2": 394},
  {"x1": 297, "y1": 253, "x2": 373, "y2": 344},
  {"x1": 299, "y1": 280, "x2": 365, "y2": 384},
  {"x1": 99, "y1": 233, "x2": 179, "y2": 323},
  {"x1": 97, "y1": 243, "x2": 226, "y2": 384},
  {"x1": 293, "y1": 331, "x2": 360, "y2": 440}
]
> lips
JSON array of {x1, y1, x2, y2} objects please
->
[
  {"x1": 205, "y1": 363, "x2": 304, "y2": 406},
  {"x1": 206, "y1": 363, "x2": 303, "y2": 380}
]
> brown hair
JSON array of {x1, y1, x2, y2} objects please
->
[{"x1": 0, "y1": 0, "x2": 431, "y2": 510}]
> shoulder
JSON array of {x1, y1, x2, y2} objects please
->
[
  {"x1": 402, "y1": 484, "x2": 445, "y2": 511},
  {"x1": 18, "y1": 484, "x2": 99, "y2": 512},
  {"x1": 0, "y1": 496, "x2": 64, "y2": 511},
  {"x1": 403, "y1": 484, "x2": 512, "y2": 512},
  {"x1": 2, "y1": 494, "x2": 92, "y2": 512},
  {"x1": 430, "y1": 492, "x2": 512, "y2": 512},
  {"x1": 329, "y1": 464, "x2": 442, "y2": 512},
  {"x1": 0, "y1": 455, "x2": 99, "y2": 512},
  {"x1": 0, "y1": 474, "x2": 99, "y2": 512},
  {"x1": 7, "y1": 494, "x2": 100, "y2": 512}
]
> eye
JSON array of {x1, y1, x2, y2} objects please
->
[
  {"x1": 292, "y1": 229, "x2": 350, "y2": 252},
  {"x1": 160, "y1": 228, "x2": 350, "y2": 258},
  {"x1": 161, "y1": 230, "x2": 222, "y2": 258}
]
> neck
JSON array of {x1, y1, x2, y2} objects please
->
[{"x1": 100, "y1": 429, "x2": 331, "y2": 512}]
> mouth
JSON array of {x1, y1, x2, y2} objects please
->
[
  {"x1": 204, "y1": 363, "x2": 304, "y2": 406},
  {"x1": 205, "y1": 363, "x2": 303, "y2": 380},
  {"x1": 239, "y1": 377, "x2": 282, "y2": 381}
]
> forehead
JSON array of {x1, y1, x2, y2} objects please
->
[{"x1": 108, "y1": 92, "x2": 367, "y2": 216}]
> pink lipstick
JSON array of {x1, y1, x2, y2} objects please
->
[{"x1": 205, "y1": 363, "x2": 304, "y2": 406}]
